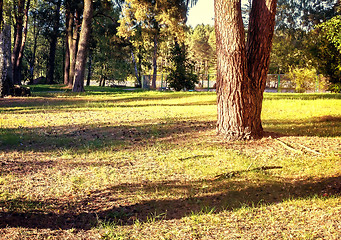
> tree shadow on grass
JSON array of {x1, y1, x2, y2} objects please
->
[
  {"x1": 0, "y1": 119, "x2": 216, "y2": 152},
  {"x1": 264, "y1": 116, "x2": 341, "y2": 137},
  {"x1": 0, "y1": 174, "x2": 340, "y2": 230},
  {"x1": 0, "y1": 92, "x2": 216, "y2": 113}
]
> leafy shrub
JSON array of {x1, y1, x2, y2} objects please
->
[
  {"x1": 288, "y1": 68, "x2": 320, "y2": 93},
  {"x1": 329, "y1": 83, "x2": 341, "y2": 93}
]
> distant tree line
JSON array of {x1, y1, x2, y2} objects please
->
[{"x1": 0, "y1": 0, "x2": 340, "y2": 96}]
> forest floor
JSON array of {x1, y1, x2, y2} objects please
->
[{"x1": 0, "y1": 86, "x2": 340, "y2": 239}]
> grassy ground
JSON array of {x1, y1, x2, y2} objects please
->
[{"x1": 0, "y1": 86, "x2": 340, "y2": 239}]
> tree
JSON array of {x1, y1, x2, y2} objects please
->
[
  {"x1": 72, "y1": 0, "x2": 93, "y2": 92},
  {"x1": 167, "y1": 42, "x2": 198, "y2": 91},
  {"x1": 11, "y1": 0, "x2": 31, "y2": 85},
  {"x1": 0, "y1": 0, "x2": 13, "y2": 97},
  {"x1": 64, "y1": 0, "x2": 82, "y2": 88},
  {"x1": 310, "y1": 15, "x2": 341, "y2": 86},
  {"x1": 188, "y1": 24, "x2": 216, "y2": 76},
  {"x1": 214, "y1": 0, "x2": 277, "y2": 140},
  {"x1": 118, "y1": 0, "x2": 191, "y2": 88},
  {"x1": 44, "y1": 0, "x2": 62, "y2": 84},
  {"x1": 91, "y1": 3, "x2": 132, "y2": 87}
]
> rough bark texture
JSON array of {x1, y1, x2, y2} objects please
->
[
  {"x1": 246, "y1": 0, "x2": 277, "y2": 133},
  {"x1": 0, "y1": 24, "x2": 13, "y2": 97},
  {"x1": 72, "y1": 0, "x2": 93, "y2": 92},
  {"x1": 214, "y1": 0, "x2": 277, "y2": 140},
  {"x1": 11, "y1": 0, "x2": 25, "y2": 85}
]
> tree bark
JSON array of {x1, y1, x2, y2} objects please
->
[
  {"x1": 214, "y1": 0, "x2": 277, "y2": 140},
  {"x1": 72, "y1": 0, "x2": 93, "y2": 92},
  {"x1": 246, "y1": 0, "x2": 277, "y2": 133},
  {"x1": 68, "y1": 9, "x2": 80, "y2": 88},
  {"x1": 64, "y1": 0, "x2": 73, "y2": 86},
  {"x1": 46, "y1": 0, "x2": 62, "y2": 84},
  {"x1": 0, "y1": 24, "x2": 13, "y2": 97},
  {"x1": 11, "y1": 0, "x2": 25, "y2": 85}
]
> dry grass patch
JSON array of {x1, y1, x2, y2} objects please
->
[{"x1": 0, "y1": 88, "x2": 340, "y2": 239}]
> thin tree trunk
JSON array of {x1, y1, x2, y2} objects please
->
[
  {"x1": 86, "y1": 50, "x2": 92, "y2": 86},
  {"x1": 214, "y1": 0, "x2": 277, "y2": 140},
  {"x1": 46, "y1": 0, "x2": 61, "y2": 84},
  {"x1": 28, "y1": 14, "x2": 39, "y2": 84},
  {"x1": 68, "y1": 10, "x2": 79, "y2": 88},
  {"x1": 72, "y1": 0, "x2": 93, "y2": 92},
  {"x1": 152, "y1": 33, "x2": 158, "y2": 89},
  {"x1": 131, "y1": 49, "x2": 140, "y2": 86},
  {"x1": 11, "y1": 0, "x2": 25, "y2": 85},
  {"x1": 64, "y1": 1, "x2": 72, "y2": 85},
  {"x1": 17, "y1": 0, "x2": 30, "y2": 83}
]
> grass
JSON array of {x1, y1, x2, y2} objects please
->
[{"x1": 0, "y1": 85, "x2": 340, "y2": 239}]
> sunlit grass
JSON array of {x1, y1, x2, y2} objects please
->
[{"x1": 0, "y1": 86, "x2": 340, "y2": 239}]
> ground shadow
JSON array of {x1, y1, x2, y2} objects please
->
[
  {"x1": 264, "y1": 116, "x2": 341, "y2": 137},
  {"x1": 0, "y1": 174, "x2": 340, "y2": 230}
]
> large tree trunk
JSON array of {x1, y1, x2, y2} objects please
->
[
  {"x1": 46, "y1": 0, "x2": 62, "y2": 84},
  {"x1": 72, "y1": 0, "x2": 93, "y2": 92},
  {"x1": 0, "y1": 24, "x2": 13, "y2": 97},
  {"x1": 246, "y1": 0, "x2": 277, "y2": 134},
  {"x1": 214, "y1": 0, "x2": 277, "y2": 140}
]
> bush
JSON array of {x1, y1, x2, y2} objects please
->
[
  {"x1": 329, "y1": 83, "x2": 341, "y2": 93},
  {"x1": 288, "y1": 67, "x2": 319, "y2": 93}
]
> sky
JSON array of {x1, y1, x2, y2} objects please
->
[{"x1": 187, "y1": 0, "x2": 248, "y2": 27}]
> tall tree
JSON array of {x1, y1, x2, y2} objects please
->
[
  {"x1": 215, "y1": 0, "x2": 277, "y2": 140},
  {"x1": 72, "y1": 0, "x2": 93, "y2": 92},
  {"x1": 45, "y1": 0, "x2": 62, "y2": 84},
  {"x1": 11, "y1": 0, "x2": 30, "y2": 85},
  {"x1": 64, "y1": 0, "x2": 81, "y2": 88},
  {"x1": 118, "y1": 0, "x2": 191, "y2": 88},
  {"x1": 0, "y1": 1, "x2": 13, "y2": 97}
]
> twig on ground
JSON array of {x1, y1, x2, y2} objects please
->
[
  {"x1": 275, "y1": 139, "x2": 302, "y2": 153},
  {"x1": 295, "y1": 142, "x2": 323, "y2": 155}
]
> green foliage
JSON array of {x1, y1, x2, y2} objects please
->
[
  {"x1": 318, "y1": 15, "x2": 341, "y2": 53},
  {"x1": 329, "y1": 83, "x2": 341, "y2": 93},
  {"x1": 167, "y1": 43, "x2": 198, "y2": 91},
  {"x1": 91, "y1": 2, "x2": 133, "y2": 84},
  {"x1": 288, "y1": 67, "x2": 319, "y2": 93},
  {"x1": 310, "y1": 26, "x2": 341, "y2": 85},
  {"x1": 187, "y1": 24, "x2": 216, "y2": 75}
]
